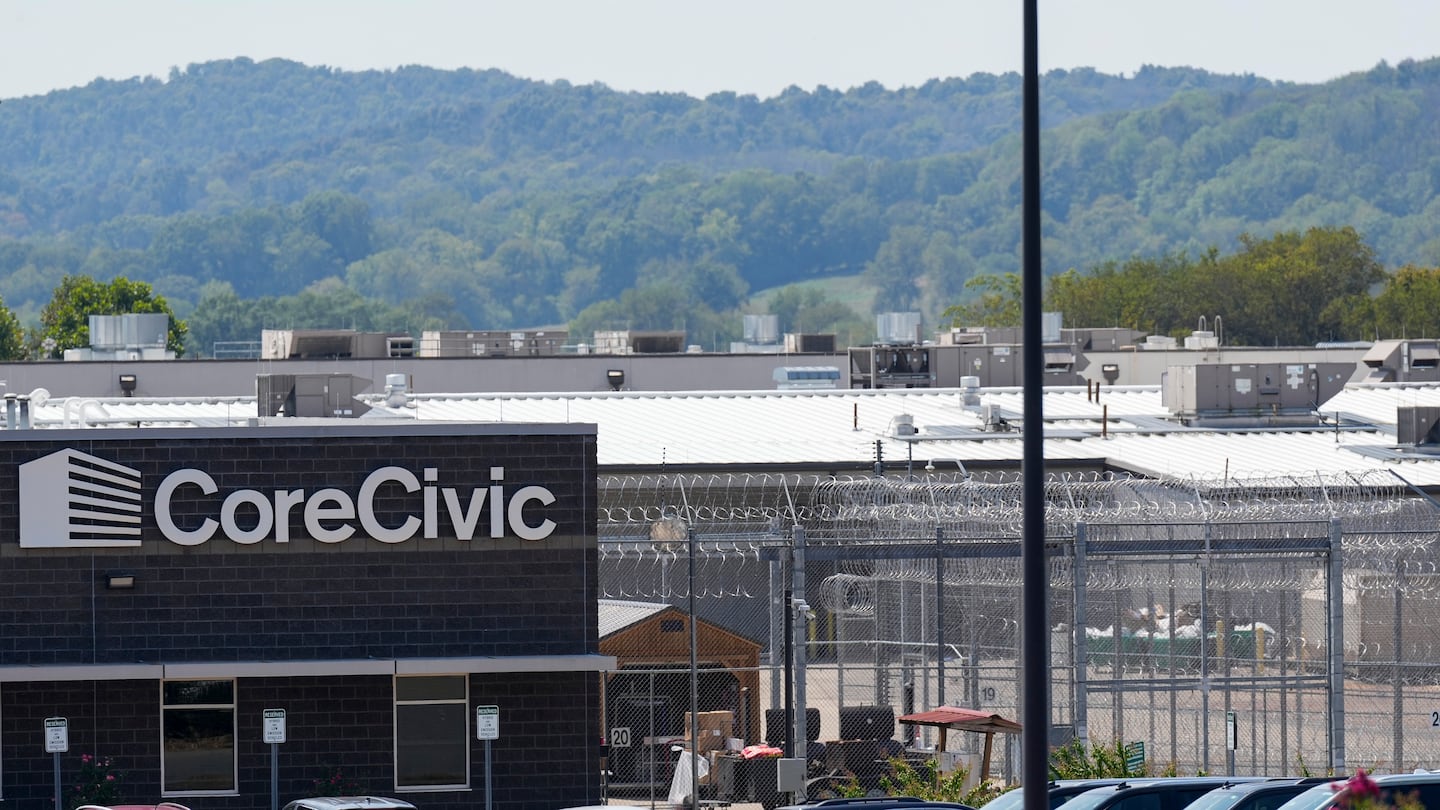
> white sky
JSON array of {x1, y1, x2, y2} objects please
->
[{"x1": 2, "y1": 0, "x2": 1437, "y2": 101}]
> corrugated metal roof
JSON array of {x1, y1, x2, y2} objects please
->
[
  {"x1": 14, "y1": 383, "x2": 1440, "y2": 484},
  {"x1": 1318, "y1": 383, "x2": 1440, "y2": 427},
  {"x1": 597, "y1": 598, "x2": 672, "y2": 639}
]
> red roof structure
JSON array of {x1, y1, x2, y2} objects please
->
[{"x1": 897, "y1": 706, "x2": 1022, "y2": 782}]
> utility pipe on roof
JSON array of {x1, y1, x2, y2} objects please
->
[{"x1": 62, "y1": 398, "x2": 108, "y2": 428}]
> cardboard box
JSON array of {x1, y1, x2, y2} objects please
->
[{"x1": 683, "y1": 710, "x2": 735, "y2": 752}]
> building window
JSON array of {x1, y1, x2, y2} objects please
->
[
  {"x1": 161, "y1": 680, "x2": 236, "y2": 795},
  {"x1": 395, "y1": 675, "x2": 469, "y2": 790}
]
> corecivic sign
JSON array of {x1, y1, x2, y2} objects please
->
[{"x1": 19, "y1": 448, "x2": 558, "y2": 549}]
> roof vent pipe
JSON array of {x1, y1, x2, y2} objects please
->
[
  {"x1": 960, "y1": 375, "x2": 981, "y2": 408},
  {"x1": 4, "y1": 394, "x2": 15, "y2": 430},
  {"x1": 384, "y1": 373, "x2": 410, "y2": 409}
]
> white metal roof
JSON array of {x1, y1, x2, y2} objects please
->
[
  {"x1": 1318, "y1": 383, "x2": 1440, "y2": 427},
  {"x1": 12, "y1": 383, "x2": 1440, "y2": 484},
  {"x1": 597, "y1": 598, "x2": 672, "y2": 639}
]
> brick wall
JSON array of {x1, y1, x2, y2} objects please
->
[{"x1": 0, "y1": 425, "x2": 604, "y2": 809}]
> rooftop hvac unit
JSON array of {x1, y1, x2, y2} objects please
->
[
  {"x1": 89, "y1": 313, "x2": 168, "y2": 350},
  {"x1": 1184, "y1": 330, "x2": 1220, "y2": 350},
  {"x1": 1041, "y1": 311, "x2": 1062, "y2": 344},
  {"x1": 889, "y1": 414, "x2": 916, "y2": 437},
  {"x1": 774, "y1": 366, "x2": 840, "y2": 390},
  {"x1": 875, "y1": 312, "x2": 922, "y2": 345},
  {"x1": 256, "y1": 373, "x2": 372, "y2": 419},
  {"x1": 784, "y1": 333, "x2": 836, "y2": 353},
  {"x1": 1397, "y1": 406, "x2": 1440, "y2": 446},
  {"x1": 743, "y1": 314, "x2": 780, "y2": 345}
]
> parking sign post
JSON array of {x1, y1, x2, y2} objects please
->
[
  {"x1": 477, "y1": 705, "x2": 499, "y2": 810},
  {"x1": 1225, "y1": 711, "x2": 1238, "y2": 775},
  {"x1": 264, "y1": 710, "x2": 286, "y2": 810},
  {"x1": 45, "y1": 717, "x2": 67, "y2": 810}
]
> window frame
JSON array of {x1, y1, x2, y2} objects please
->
[
  {"x1": 160, "y1": 678, "x2": 239, "y2": 797},
  {"x1": 393, "y1": 674, "x2": 471, "y2": 792}
]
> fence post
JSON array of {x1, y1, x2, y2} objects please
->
[
  {"x1": 794, "y1": 525, "x2": 809, "y2": 753},
  {"x1": 937, "y1": 528, "x2": 946, "y2": 707},
  {"x1": 1074, "y1": 522, "x2": 1089, "y2": 747},
  {"x1": 770, "y1": 543, "x2": 784, "y2": 713},
  {"x1": 1328, "y1": 518, "x2": 1346, "y2": 773},
  {"x1": 1201, "y1": 522, "x2": 1211, "y2": 774},
  {"x1": 1393, "y1": 561, "x2": 1404, "y2": 771}
]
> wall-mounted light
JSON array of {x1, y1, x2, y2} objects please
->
[
  {"x1": 606, "y1": 369, "x2": 625, "y2": 391},
  {"x1": 105, "y1": 573, "x2": 136, "y2": 590},
  {"x1": 118, "y1": 374, "x2": 137, "y2": 397}
]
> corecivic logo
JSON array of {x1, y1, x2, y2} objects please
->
[
  {"x1": 19, "y1": 450, "x2": 558, "y2": 548},
  {"x1": 19, "y1": 449, "x2": 144, "y2": 548}
]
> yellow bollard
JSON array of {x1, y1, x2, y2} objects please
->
[{"x1": 1256, "y1": 627, "x2": 1266, "y2": 673}]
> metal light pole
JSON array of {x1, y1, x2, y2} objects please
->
[{"x1": 1020, "y1": 1, "x2": 1051, "y2": 809}]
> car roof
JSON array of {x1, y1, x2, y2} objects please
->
[
  {"x1": 1276, "y1": 771, "x2": 1440, "y2": 810},
  {"x1": 1080, "y1": 778, "x2": 1268, "y2": 793},
  {"x1": 775, "y1": 798, "x2": 975, "y2": 810},
  {"x1": 1206, "y1": 778, "x2": 1338, "y2": 794},
  {"x1": 282, "y1": 798, "x2": 417, "y2": 810}
]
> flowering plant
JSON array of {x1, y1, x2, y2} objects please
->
[
  {"x1": 311, "y1": 766, "x2": 364, "y2": 797},
  {"x1": 69, "y1": 754, "x2": 123, "y2": 809}
]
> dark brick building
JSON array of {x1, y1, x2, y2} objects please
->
[{"x1": 0, "y1": 423, "x2": 608, "y2": 810}]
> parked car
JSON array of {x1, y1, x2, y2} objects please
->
[
  {"x1": 1058, "y1": 777, "x2": 1270, "y2": 810},
  {"x1": 281, "y1": 798, "x2": 417, "y2": 810},
  {"x1": 776, "y1": 797, "x2": 977, "y2": 810},
  {"x1": 1182, "y1": 778, "x2": 1341, "y2": 810},
  {"x1": 1273, "y1": 771, "x2": 1440, "y2": 810},
  {"x1": 980, "y1": 778, "x2": 1138, "y2": 810},
  {"x1": 76, "y1": 805, "x2": 193, "y2": 810}
]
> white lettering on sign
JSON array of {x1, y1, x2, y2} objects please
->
[{"x1": 149, "y1": 464, "x2": 556, "y2": 546}]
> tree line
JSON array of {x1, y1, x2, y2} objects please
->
[
  {"x1": 2, "y1": 57, "x2": 1439, "y2": 352},
  {"x1": 3, "y1": 225, "x2": 1440, "y2": 362},
  {"x1": 947, "y1": 225, "x2": 1440, "y2": 345}
]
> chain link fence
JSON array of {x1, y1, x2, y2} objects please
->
[{"x1": 594, "y1": 470, "x2": 1440, "y2": 797}]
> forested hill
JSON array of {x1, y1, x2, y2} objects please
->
[{"x1": 0, "y1": 56, "x2": 1438, "y2": 354}]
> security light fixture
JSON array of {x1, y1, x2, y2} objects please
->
[
  {"x1": 105, "y1": 573, "x2": 136, "y2": 590},
  {"x1": 606, "y1": 369, "x2": 625, "y2": 391},
  {"x1": 118, "y1": 374, "x2": 137, "y2": 396}
]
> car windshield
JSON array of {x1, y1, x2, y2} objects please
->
[
  {"x1": 1271, "y1": 784, "x2": 1338, "y2": 810},
  {"x1": 982, "y1": 790, "x2": 1025, "y2": 810},
  {"x1": 1057, "y1": 789, "x2": 1124, "y2": 810},
  {"x1": 1182, "y1": 788, "x2": 1251, "y2": 810}
]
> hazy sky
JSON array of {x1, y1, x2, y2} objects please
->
[{"x1": 2, "y1": 0, "x2": 1437, "y2": 101}]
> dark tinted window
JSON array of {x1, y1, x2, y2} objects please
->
[
  {"x1": 1386, "y1": 785, "x2": 1440, "y2": 808},
  {"x1": 1166, "y1": 789, "x2": 1219, "y2": 810},
  {"x1": 1112, "y1": 793, "x2": 1163, "y2": 810},
  {"x1": 1246, "y1": 788, "x2": 1314, "y2": 810}
]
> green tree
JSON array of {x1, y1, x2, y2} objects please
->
[
  {"x1": 1336, "y1": 264, "x2": 1440, "y2": 340},
  {"x1": 944, "y1": 272, "x2": 1022, "y2": 328},
  {"x1": 38, "y1": 275, "x2": 188, "y2": 357},
  {"x1": 0, "y1": 292, "x2": 25, "y2": 360}
]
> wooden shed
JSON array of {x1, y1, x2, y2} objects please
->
[{"x1": 599, "y1": 599, "x2": 764, "y2": 747}]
